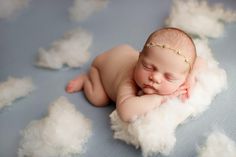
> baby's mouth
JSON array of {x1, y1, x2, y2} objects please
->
[{"x1": 143, "y1": 84, "x2": 159, "y2": 93}]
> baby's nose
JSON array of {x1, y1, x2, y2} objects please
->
[{"x1": 150, "y1": 73, "x2": 162, "y2": 84}]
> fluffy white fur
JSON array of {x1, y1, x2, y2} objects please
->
[
  {"x1": 0, "y1": 77, "x2": 34, "y2": 110},
  {"x1": 18, "y1": 97, "x2": 92, "y2": 157},
  {"x1": 110, "y1": 38, "x2": 227, "y2": 157},
  {"x1": 198, "y1": 131, "x2": 236, "y2": 157},
  {"x1": 0, "y1": 0, "x2": 30, "y2": 19},
  {"x1": 69, "y1": 0, "x2": 109, "y2": 22},
  {"x1": 165, "y1": 0, "x2": 236, "y2": 38},
  {"x1": 36, "y1": 28, "x2": 92, "y2": 70}
]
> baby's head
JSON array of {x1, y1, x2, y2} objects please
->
[{"x1": 134, "y1": 27, "x2": 196, "y2": 95}]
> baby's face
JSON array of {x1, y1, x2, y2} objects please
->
[{"x1": 134, "y1": 47, "x2": 190, "y2": 95}]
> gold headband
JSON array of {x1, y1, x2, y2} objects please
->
[{"x1": 146, "y1": 42, "x2": 192, "y2": 70}]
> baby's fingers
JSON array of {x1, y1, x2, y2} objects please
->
[
  {"x1": 179, "y1": 84, "x2": 189, "y2": 90},
  {"x1": 172, "y1": 89, "x2": 187, "y2": 97},
  {"x1": 180, "y1": 93, "x2": 188, "y2": 102},
  {"x1": 178, "y1": 89, "x2": 187, "y2": 96}
]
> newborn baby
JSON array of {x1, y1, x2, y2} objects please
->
[{"x1": 66, "y1": 27, "x2": 201, "y2": 122}]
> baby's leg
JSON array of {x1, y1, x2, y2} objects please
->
[
  {"x1": 83, "y1": 66, "x2": 109, "y2": 107},
  {"x1": 66, "y1": 67, "x2": 109, "y2": 106}
]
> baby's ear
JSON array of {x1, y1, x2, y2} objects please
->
[
  {"x1": 138, "y1": 51, "x2": 143, "y2": 58},
  {"x1": 140, "y1": 49, "x2": 147, "y2": 55}
]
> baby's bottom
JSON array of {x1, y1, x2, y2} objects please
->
[{"x1": 66, "y1": 66, "x2": 109, "y2": 107}]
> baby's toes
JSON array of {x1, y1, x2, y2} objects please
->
[{"x1": 66, "y1": 82, "x2": 76, "y2": 93}]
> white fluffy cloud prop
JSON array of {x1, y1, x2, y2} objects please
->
[
  {"x1": 198, "y1": 131, "x2": 236, "y2": 157},
  {"x1": 0, "y1": 0, "x2": 30, "y2": 19},
  {"x1": 0, "y1": 77, "x2": 34, "y2": 110},
  {"x1": 18, "y1": 97, "x2": 92, "y2": 157},
  {"x1": 36, "y1": 28, "x2": 92, "y2": 70},
  {"x1": 165, "y1": 0, "x2": 236, "y2": 38},
  {"x1": 110, "y1": 38, "x2": 227, "y2": 157},
  {"x1": 69, "y1": 0, "x2": 109, "y2": 22}
]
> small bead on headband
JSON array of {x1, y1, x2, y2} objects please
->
[{"x1": 146, "y1": 42, "x2": 192, "y2": 70}]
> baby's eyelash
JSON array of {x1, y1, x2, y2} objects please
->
[
  {"x1": 142, "y1": 62, "x2": 153, "y2": 70},
  {"x1": 144, "y1": 65, "x2": 154, "y2": 71},
  {"x1": 165, "y1": 74, "x2": 178, "y2": 81}
]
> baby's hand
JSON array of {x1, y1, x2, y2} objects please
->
[
  {"x1": 161, "y1": 86, "x2": 188, "y2": 104},
  {"x1": 173, "y1": 85, "x2": 189, "y2": 102},
  {"x1": 178, "y1": 84, "x2": 190, "y2": 102},
  {"x1": 180, "y1": 56, "x2": 207, "y2": 101},
  {"x1": 166, "y1": 84, "x2": 189, "y2": 102},
  {"x1": 183, "y1": 74, "x2": 196, "y2": 99}
]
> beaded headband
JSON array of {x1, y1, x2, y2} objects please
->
[{"x1": 146, "y1": 42, "x2": 192, "y2": 70}]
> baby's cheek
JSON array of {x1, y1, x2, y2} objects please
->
[
  {"x1": 161, "y1": 83, "x2": 179, "y2": 94},
  {"x1": 134, "y1": 70, "x2": 147, "y2": 84}
]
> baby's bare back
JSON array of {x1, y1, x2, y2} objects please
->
[{"x1": 92, "y1": 45, "x2": 139, "y2": 101}]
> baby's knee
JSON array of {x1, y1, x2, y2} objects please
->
[{"x1": 90, "y1": 95, "x2": 109, "y2": 107}]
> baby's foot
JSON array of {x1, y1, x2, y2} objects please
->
[{"x1": 66, "y1": 75, "x2": 87, "y2": 93}]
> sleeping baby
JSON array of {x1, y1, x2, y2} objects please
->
[{"x1": 66, "y1": 27, "x2": 204, "y2": 122}]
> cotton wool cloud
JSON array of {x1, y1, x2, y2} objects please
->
[
  {"x1": 69, "y1": 0, "x2": 109, "y2": 22},
  {"x1": 110, "y1": 38, "x2": 227, "y2": 157},
  {"x1": 0, "y1": 77, "x2": 34, "y2": 110},
  {"x1": 198, "y1": 131, "x2": 236, "y2": 157},
  {"x1": 165, "y1": 0, "x2": 236, "y2": 38},
  {"x1": 0, "y1": 0, "x2": 30, "y2": 20},
  {"x1": 36, "y1": 28, "x2": 92, "y2": 70},
  {"x1": 18, "y1": 97, "x2": 92, "y2": 157}
]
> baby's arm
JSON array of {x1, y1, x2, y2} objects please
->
[
  {"x1": 189, "y1": 56, "x2": 207, "y2": 86},
  {"x1": 181, "y1": 56, "x2": 207, "y2": 100},
  {"x1": 116, "y1": 79, "x2": 163, "y2": 122}
]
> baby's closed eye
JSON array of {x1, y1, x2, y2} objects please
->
[
  {"x1": 164, "y1": 74, "x2": 179, "y2": 82},
  {"x1": 142, "y1": 62, "x2": 154, "y2": 71}
]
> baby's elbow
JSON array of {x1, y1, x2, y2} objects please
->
[
  {"x1": 118, "y1": 113, "x2": 132, "y2": 122},
  {"x1": 116, "y1": 105, "x2": 136, "y2": 123}
]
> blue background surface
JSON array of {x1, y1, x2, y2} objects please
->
[{"x1": 0, "y1": 0, "x2": 236, "y2": 157}]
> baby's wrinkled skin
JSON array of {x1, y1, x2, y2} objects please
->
[{"x1": 66, "y1": 28, "x2": 204, "y2": 122}]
